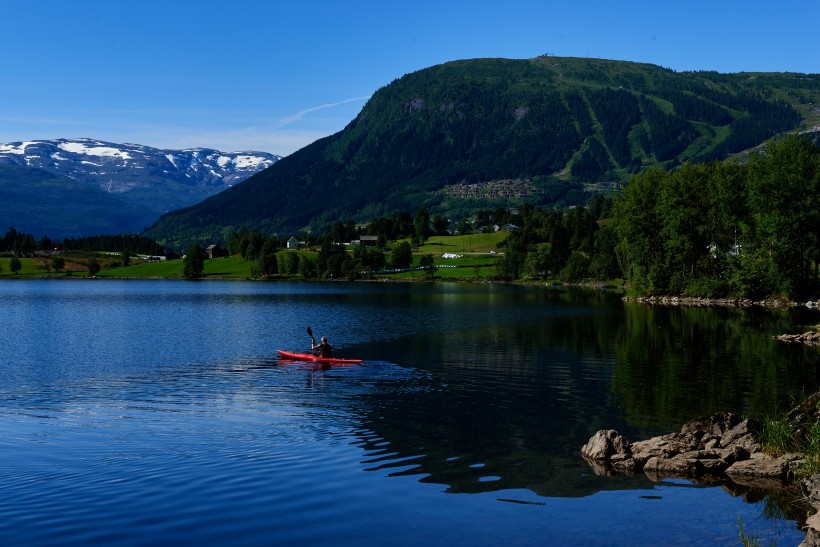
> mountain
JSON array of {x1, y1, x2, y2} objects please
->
[
  {"x1": 142, "y1": 56, "x2": 820, "y2": 249},
  {"x1": 0, "y1": 165, "x2": 150, "y2": 241},
  {"x1": 0, "y1": 138, "x2": 279, "y2": 238}
]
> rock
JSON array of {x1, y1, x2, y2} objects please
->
[
  {"x1": 720, "y1": 419, "x2": 759, "y2": 448},
  {"x1": 777, "y1": 331, "x2": 820, "y2": 347},
  {"x1": 681, "y1": 413, "x2": 741, "y2": 438},
  {"x1": 725, "y1": 457, "x2": 787, "y2": 481},
  {"x1": 631, "y1": 433, "x2": 699, "y2": 465},
  {"x1": 611, "y1": 454, "x2": 639, "y2": 474},
  {"x1": 643, "y1": 455, "x2": 702, "y2": 478},
  {"x1": 802, "y1": 474, "x2": 820, "y2": 509},
  {"x1": 717, "y1": 445, "x2": 750, "y2": 465},
  {"x1": 703, "y1": 437, "x2": 720, "y2": 450},
  {"x1": 801, "y1": 512, "x2": 820, "y2": 547},
  {"x1": 581, "y1": 429, "x2": 631, "y2": 461},
  {"x1": 698, "y1": 457, "x2": 730, "y2": 474}
]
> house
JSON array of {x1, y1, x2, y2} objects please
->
[
  {"x1": 286, "y1": 237, "x2": 301, "y2": 250},
  {"x1": 359, "y1": 235, "x2": 379, "y2": 247},
  {"x1": 205, "y1": 244, "x2": 227, "y2": 259}
]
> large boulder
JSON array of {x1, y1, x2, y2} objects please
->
[{"x1": 580, "y1": 429, "x2": 631, "y2": 461}]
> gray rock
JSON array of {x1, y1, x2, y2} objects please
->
[
  {"x1": 643, "y1": 455, "x2": 702, "y2": 478},
  {"x1": 681, "y1": 413, "x2": 741, "y2": 438},
  {"x1": 725, "y1": 457, "x2": 787, "y2": 480},
  {"x1": 631, "y1": 433, "x2": 699, "y2": 464},
  {"x1": 802, "y1": 473, "x2": 820, "y2": 509},
  {"x1": 580, "y1": 429, "x2": 631, "y2": 461},
  {"x1": 801, "y1": 512, "x2": 820, "y2": 547},
  {"x1": 720, "y1": 419, "x2": 757, "y2": 448}
]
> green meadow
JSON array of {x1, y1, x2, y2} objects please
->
[{"x1": 0, "y1": 234, "x2": 505, "y2": 281}]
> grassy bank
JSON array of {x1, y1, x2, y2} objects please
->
[{"x1": 0, "y1": 233, "x2": 509, "y2": 281}]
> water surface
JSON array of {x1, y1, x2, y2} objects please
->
[{"x1": 1, "y1": 279, "x2": 817, "y2": 545}]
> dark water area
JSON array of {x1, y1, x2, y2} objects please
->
[{"x1": 1, "y1": 279, "x2": 818, "y2": 545}]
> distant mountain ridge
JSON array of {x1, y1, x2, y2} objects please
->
[
  {"x1": 0, "y1": 138, "x2": 279, "y2": 238},
  {"x1": 143, "y1": 56, "x2": 820, "y2": 249}
]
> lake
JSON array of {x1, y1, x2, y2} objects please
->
[{"x1": 1, "y1": 279, "x2": 818, "y2": 545}]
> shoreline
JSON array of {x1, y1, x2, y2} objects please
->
[{"x1": 624, "y1": 294, "x2": 820, "y2": 310}]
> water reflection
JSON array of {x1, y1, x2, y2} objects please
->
[{"x1": 340, "y1": 295, "x2": 820, "y2": 502}]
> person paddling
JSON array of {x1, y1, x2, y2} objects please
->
[{"x1": 311, "y1": 335, "x2": 332, "y2": 358}]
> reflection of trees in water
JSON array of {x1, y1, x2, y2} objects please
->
[
  {"x1": 347, "y1": 294, "x2": 820, "y2": 500},
  {"x1": 351, "y1": 299, "x2": 654, "y2": 498},
  {"x1": 612, "y1": 304, "x2": 820, "y2": 429}
]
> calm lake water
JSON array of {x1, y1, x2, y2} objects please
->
[{"x1": 1, "y1": 279, "x2": 818, "y2": 546}]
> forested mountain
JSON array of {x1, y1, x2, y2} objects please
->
[
  {"x1": 0, "y1": 165, "x2": 149, "y2": 240},
  {"x1": 143, "y1": 56, "x2": 820, "y2": 249}
]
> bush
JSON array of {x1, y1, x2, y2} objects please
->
[
  {"x1": 559, "y1": 251, "x2": 590, "y2": 282},
  {"x1": 684, "y1": 277, "x2": 729, "y2": 298}
]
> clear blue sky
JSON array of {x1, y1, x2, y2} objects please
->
[{"x1": 2, "y1": 0, "x2": 818, "y2": 156}]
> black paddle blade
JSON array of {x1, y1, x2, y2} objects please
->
[{"x1": 306, "y1": 327, "x2": 313, "y2": 338}]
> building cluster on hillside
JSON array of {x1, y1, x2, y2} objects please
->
[{"x1": 438, "y1": 179, "x2": 541, "y2": 199}]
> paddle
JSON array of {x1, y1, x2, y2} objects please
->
[{"x1": 307, "y1": 326, "x2": 315, "y2": 348}]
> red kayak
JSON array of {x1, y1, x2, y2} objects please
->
[{"x1": 277, "y1": 350, "x2": 363, "y2": 364}]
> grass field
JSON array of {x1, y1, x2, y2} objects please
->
[
  {"x1": 0, "y1": 234, "x2": 508, "y2": 281},
  {"x1": 413, "y1": 232, "x2": 506, "y2": 253},
  {"x1": 0, "y1": 257, "x2": 44, "y2": 277}
]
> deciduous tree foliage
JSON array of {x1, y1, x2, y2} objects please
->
[
  {"x1": 614, "y1": 133, "x2": 820, "y2": 299},
  {"x1": 183, "y1": 243, "x2": 205, "y2": 279}
]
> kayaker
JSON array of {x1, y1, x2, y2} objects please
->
[{"x1": 312, "y1": 336, "x2": 332, "y2": 358}]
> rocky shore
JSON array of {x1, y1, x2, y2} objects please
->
[
  {"x1": 625, "y1": 295, "x2": 820, "y2": 309},
  {"x1": 581, "y1": 393, "x2": 820, "y2": 545}
]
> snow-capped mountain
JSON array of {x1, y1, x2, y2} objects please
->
[
  {"x1": 0, "y1": 138, "x2": 280, "y2": 239},
  {"x1": 0, "y1": 138, "x2": 279, "y2": 203}
]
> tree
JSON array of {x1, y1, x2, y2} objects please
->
[
  {"x1": 183, "y1": 243, "x2": 205, "y2": 279},
  {"x1": 51, "y1": 256, "x2": 65, "y2": 272},
  {"x1": 433, "y1": 215, "x2": 449, "y2": 236},
  {"x1": 87, "y1": 257, "x2": 100, "y2": 276},
  {"x1": 298, "y1": 255, "x2": 318, "y2": 277},
  {"x1": 391, "y1": 241, "x2": 413, "y2": 269},
  {"x1": 419, "y1": 254, "x2": 437, "y2": 278},
  {"x1": 589, "y1": 225, "x2": 622, "y2": 280},
  {"x1": 613, "y1": 167, "x2": 667, "y2": 292},
  {"x1": 9, "y1": 255, "x2": 22, "y2": 275},
  {"x1": 253, "y1": 241, "x2": 278, "y2": 277},
  {"x1": 523, "y1": 245, "x2": 551, "y2": 279},
  {"x1": 283, "y1": 251, "x2": 300, "y2": 274},
  {"x1": 121, "y1": 251, "x2": 131, "y2": 267},
  {"x1": 746, "y1": 134, "x2": 820, "y2": 298},
  {"x1": 415, "y1": 207, "x2": 431, "y2": 245}
]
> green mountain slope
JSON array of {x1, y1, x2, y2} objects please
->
[{"x1": 144, "y1": 57, "x2": 820, "y2": 249}]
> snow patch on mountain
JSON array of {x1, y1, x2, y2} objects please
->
[
  {"x1": 58, "y1": 141, "x2": 133, "y2": 160},
  {"x1": 0, "y1": 141, "x2": 41, "y2": 155},
  {"x1": 233, "y1": 155, "x2": 269, "y2": 169}
]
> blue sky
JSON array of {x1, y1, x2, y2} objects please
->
[{"x1": 1, "y1": 0, "x2": 818, "y2": 156}]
